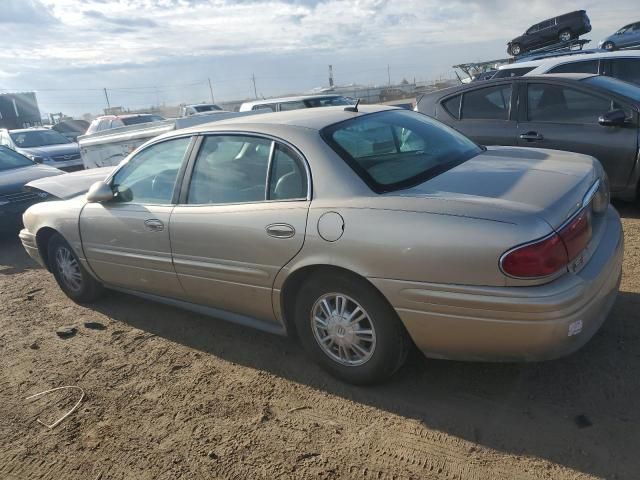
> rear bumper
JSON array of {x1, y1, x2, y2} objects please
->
[{"x1": 370, "y1": 206, "x2": 623, "y2": 362}]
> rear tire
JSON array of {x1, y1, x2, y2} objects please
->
[
  {"x1": 602, "y1": 41, "x2": 616, "y2": 51},
  {"x1": 509, "y1": 43, "x2": 522, "y2": 56},
  {"x1": 48, "y1": 233, "x2": 104, "y2": 303},
  {"x1": 294, "y1": 272, "x2": 410, "y2": 385},
  {"x1": 559, "y1": 29, "x2": 573, "y2": 42}
]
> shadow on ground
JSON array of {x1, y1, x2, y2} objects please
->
[
  {"x1": 82, "y1": 284, "x2": 639, "y2": 480},
  {"x1": 1, "y1": 217, "x2": 637, "y2": 478},
  {"x1": 0, "y1": 231, "x2": 36, "y2": 275}
]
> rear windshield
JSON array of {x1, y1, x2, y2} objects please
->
[
  {"x1": 584, "y1": 76, "x2": 640, "y2": 102},
  {"x1": 0, "y1": 146, "x2": 34, "y2": 171},
  {"x1": 122, "y1": 115, "x2": 165, "y2": 126},
  {"x1": 493, "y1": 67, "x2": 536, "y2": 78},
  {"x1": 321, "y1": 110, "x2": 481, "y2": 193}
]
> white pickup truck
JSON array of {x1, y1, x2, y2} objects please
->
[{"x1": 77, "y1": 111, "x2": 254, "y2": 169}]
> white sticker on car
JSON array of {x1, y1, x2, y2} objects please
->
[{"x1": 568, "y1": 320, "x2": 583, "y2": 337}]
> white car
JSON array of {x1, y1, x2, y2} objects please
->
[
  {"x1": 493, "y1": 51, "x2": 640, "y2": 85},
  {"x1": 239, "y1": 94, "x2": 353, "y2": 112}
]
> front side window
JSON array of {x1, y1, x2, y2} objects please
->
[
  {"x1": 111, "y1": 137, "x2": 191, "y2": 204},
  {"x1": 609, "y1": 59, "x2": 640, "y2": 85},
  {"x1": 304, "y1": 96, "x2": 352, "y2": 107},
  {"x1": 321, "y1": 110, "x2": 481, "y2": 193},
  {"x1": 461, "y1": 84, "x2": 512, "y2": 120},
  {"x1": 187, "y1": 135, "x2": 272, "y2": 204},
  {"x1": 548, "y1": 60, "x2": 599, "y2": 74},
  {"x1": 527, "y1": 83, "x2": 617, "y2": 123}
]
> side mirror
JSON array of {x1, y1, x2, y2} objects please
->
[
  {"x1": 86, "y1": 181, "x2": 114, "y2": 203},
  {"x1": 599, "y1": 109, "x2": 627, "y2": 127}
]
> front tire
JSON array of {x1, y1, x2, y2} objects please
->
[
  {"x1": 559, "y1": 29, "x2": 572, "y2": 42},
  {"x1": 48, "y1": 233, "x2": 104, "y2": 303},
  {"x1": 294, "y1": 272, "x2": 410, "y2": 384}
]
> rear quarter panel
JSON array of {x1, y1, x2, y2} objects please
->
[{"x1": 276, "y1": 197, "x2": 554, "y2": 290}]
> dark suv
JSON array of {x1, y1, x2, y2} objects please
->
[{"x1": 508, "y1": 11, "x2": 591, "y2": 56}]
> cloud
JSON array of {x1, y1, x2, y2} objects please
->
[
  {"x1": 2, "y1": 0, "x2": 638, "y2": 115},
  {"x1": 0, "y1": 0, "x2": 57, "y2": 24},
  {"x1": 83, "y1": 10, "x2": 159, "y2": 28}
]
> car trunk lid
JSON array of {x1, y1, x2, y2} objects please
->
[{"x1": 391, "y1": 146, "x2": 600, "y2": 230}]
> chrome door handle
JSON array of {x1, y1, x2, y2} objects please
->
[
  {"x1": 144, "y1": 218, "x2": 164, "y2": 232},
  {"x1": 266, "y1": 223, "x2": 295, "y2": 239},
  {"x1": 519, "y1": 132, "x2": 544, "y2": 141}
]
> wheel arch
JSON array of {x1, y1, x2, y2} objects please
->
[
  {"x1": 279, "y1": 264, "x2": 396, "y2": 338},
  {"x1": 35, "y1": 226, "x2": 60, "y2": 271}
]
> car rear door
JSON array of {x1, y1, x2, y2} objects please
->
[
  {"x1": 516, "y1": 79, "x2": 638, "y2": 192},
  {"x1": 169, "y1": 134, "x2": 310, "y2": 326},
  {"x1": 80, "y1": 135, "x2": 195, "y2": 298},
  {"x1": 441, "y1": 82, "x2": 519, "y2": 146}
]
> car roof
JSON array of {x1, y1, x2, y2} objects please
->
[
  {"x1": 500, "y1": 50, "x2": 640, "y2": 70},
  {"x1": 176, "y1": 104, "x2": 398, "y2": 135},
  {"x1": 94, "y1": 113, "x2": 158, "y2": 120},
  {"x1": 240, "y1": 94, "x2": 346, "y2": 108}
]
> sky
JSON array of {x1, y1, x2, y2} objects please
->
[{"x1": 0, "y1": 0, "x2": 637, "y2": 116}]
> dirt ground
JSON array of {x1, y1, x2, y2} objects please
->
[{"x1": 1, "y1": 204, "x2": 639, "y2": 480}]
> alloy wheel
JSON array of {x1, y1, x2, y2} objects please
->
[
  {"x1": 55, "y1": 246, "x2": 83, "y2": 293},
  {"x1": 310, "y1": 293, "x2": 377, "y2": 367}
]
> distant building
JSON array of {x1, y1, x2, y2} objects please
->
[{"x1": 0, "y1": 92, "x2": 42, "y2": 129}]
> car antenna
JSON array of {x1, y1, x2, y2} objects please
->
[{"x1": 344, "y1": 98, "x2": 360, "y2": 112}]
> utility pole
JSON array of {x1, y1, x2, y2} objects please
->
[
  {"x1": 103, "y1": 87, "x2": 111, "y2": 110},
  {"x1": 251, "y1": 74, "x2": 258, "y2": 99},
  {"x1": 207, "y1": 78, "x2": 215, "y2": 103},
  {"x1": 387, "y1": 64, "x2": 391, "y2": 86},
  {"x1": 329, "y1": 65, "x2": 334, "y2": 88}
]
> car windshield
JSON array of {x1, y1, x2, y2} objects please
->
[
  {"x1": 321, "y1": 109, "x2": 482, "y2": 193},
  {"x1": 584, "y1": 76, "x2": 640, "y2": 102},
  {"x1": 9, "y1": 130, "x2": 71, "y2": 148},
  {"x1": 0, "y1": 146, "x2": 34, "y2": 171},
  {"x1": 121, "y1": 115, "x2": 165, "y2": 126},
  {"x1": 194, "y1": 105, "x2": 222, "y2": 112},
  {"x1": 304, "y1": 96, "x2": 353, "y2": 108}
]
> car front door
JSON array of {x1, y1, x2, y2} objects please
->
[
  {"x1": 447, "y1": 82, "x2": 519, "y2": 146},
  {"x1": 517, "y1": 80, "x2": 639, "y2": 192},
  {"x1": 169, "y1": 134, "x2": 310, "y2": 327},
  {"x1": 620, "y1": 23, "x2": 640, "y2": 48},
  {"x1": 80, "y1": 136, "x2": 194, "y2": 297}
]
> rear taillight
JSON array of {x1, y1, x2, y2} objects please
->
[
  {"x1": 501, "y1": 207, "x2": 592, "y2": 279},
  {"x1": 501, "y1": 233, "x2": 568, "y2": 278},
  {"x1": 558, "y1": 208, "x2": 592, "y2": 262}
]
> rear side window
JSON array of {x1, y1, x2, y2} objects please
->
[
  {"x1": 609, "y1": 59, "x2": 640, "y2": 85},
  {"x1": 527, "y1": 83, "x2": 616, "y2": 123},
  {"x1": 461, "y1": 84, "x2": 512, "y2": 120},
  {"x1": 548, "y1": 60, "x2": 599, "y2": 74},
  {"x1": 268, "y1": 145, "x2": 308, "y2": 200},
  {"x1": 252, "y1": 104, "x2": 275, "y2": 111},
  {"x1": 441, "y1": 95, "x2": 461, "y2": 119},
  {"x1": 493, "y1": 67, "x2": 535, "y2": 79},
  {"x1": 321, "y1": 110, "x2": 481, "y2": 193},
  {"x1": 279, "y1": 101, "x2": 307, "y2": 111}
]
